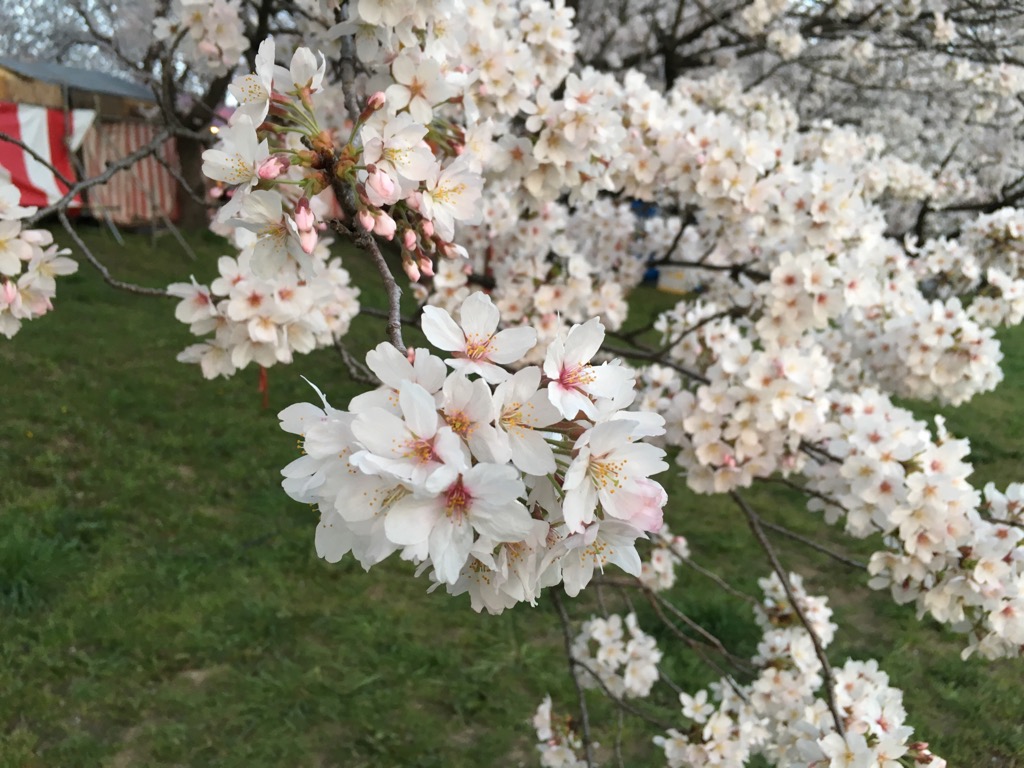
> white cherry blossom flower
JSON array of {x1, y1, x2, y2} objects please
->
[
  {"x1": 421, "y1": 292, "x2": 537, "y2": 383},
  {"x1": 420, "y1": 155, "x2": 484, "y2": 241}
]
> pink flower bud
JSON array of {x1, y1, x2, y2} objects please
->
[
  {"x1": 367, "y1": 91, "x2": 386, "y2": 110},
  {"x1": 402, "y1": 229, "x2": 418, "y2": 250},
  {"x1": 1, "y1": 280, "x2": 17, "y2": 305},
  {"x1": 406, "y1": 347, "x2": 416, "y2": 364},
  {"x1": 365, "y1": 170, "x2": 397, "y2": 205},
  {"x1": 257, "y1": 155, "x2": 290, "y2": 180},
  {"x1": 373, "y1": 211, "x2": 397, "y2": 240},
  {"x1": 420, "y1": 219, "x2": 434, "y2": 238},
  {"x1": 419, "y1": 256, "x2": 434, "y2": 278},
  {"x1": 299, "y1": 229, "x2": 318, "y2": 254},
  {"x1": 294, "y1": 197, "x2": 315, "y2": 233},
  {"x1": 357, "y1": 209, "x2": 375, "y2": 232},
  {"x1": 403, "y1": 256, "x2": 420, "y2": 282}
]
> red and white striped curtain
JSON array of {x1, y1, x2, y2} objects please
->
[
  {"x1": 0, "y1": 102, "x2": 95, "y2": 209},
  {"x1": 82, "y1": 122, "x2": 180, "y2": 225}
]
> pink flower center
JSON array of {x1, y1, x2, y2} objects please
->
[
  {"x1": 463, "y1": 334, "x2": 494, "y2": 360},
  {"x1": 558, "y1": 363, "x2": 596, "y2": 389},
  {"x1": 403, "y1": 437, "x2": 439, "y2": 464},
  {"x1": 444, "y1": 409, "x2": 474, "y2": 438},
  {"x1": 445, "y1": 478, "x2": 472, "y2": 520}
]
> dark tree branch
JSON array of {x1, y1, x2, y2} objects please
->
[
  {"x1": 551, "y1": 587, "x2": 596, "y2": 767},
  {"x1": 56, "y1": 211, "x2": 171, "y2": 297},
  {"x1": 731, "y1": 491, "x2": 846, "y2": 737}
]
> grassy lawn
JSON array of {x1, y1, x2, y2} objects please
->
[{"x1": 1, "y1": 225, "x2": 1022, "y2": 767}]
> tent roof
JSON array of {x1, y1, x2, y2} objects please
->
[{"x1": 0, "y1": 58, "x2": 155, "y2": 103}]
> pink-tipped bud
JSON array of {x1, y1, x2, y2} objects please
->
[
  {"x1": 403, "y1": 256, "x2": 420, "y2": 282},
  {"x1": 1, "y1": 280, "x2": 17, "y2": 305},
  {"x1": 299, "y1": 228, "x2": 318, "y2": 254},
  {"x1": 418, "y1": 256, "x2": 434, "y2": 278},
  {"x1": 402, "y1": 229, "x2": 418, "y2": 250},
  {"x1": 365, "y1": 170, "x2": 397, "y2": 206},
  {"x1": 294, "y1": 197, "x2": 315, "y2": 233},
  {"x1": 373, "y1": 211, "x2": 397, "y2": 240},
  {"x1": 358, "y1": 92, "x2": 387, "y2": 123},
  {"x1": 406, "y1": 347, "x2": 416, "y2": 364},
  {"x1": 420, "y1": 219, "x2": 434, "y2": 238},
  {"x1": 356, "y1": 209, "x2": 375, "y2": 232},
  {"x1": 405, "y1": 191, "x2": 421, "y2": 212},
  {"x1": 257, "y1": 155, "x2": 290, "y2": 180}
]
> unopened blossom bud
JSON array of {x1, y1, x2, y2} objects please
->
[
  {"x1": 419, "y1": 256, "x2": 434, "y2": 278},
  {"x1": 406, "y1": 347, "x2": 416, "y2": 364},
  {"x1": 299, "y1": 228, "x2": 318, "y2": 254},
  {"x1": 403, "y1": 255, "x2": 421, "y2": 282},
  {"x1": 374, "y1": 211, "x2": 397, "y2": 240},
  {"x1": 359, "y1": 91, "x2": 387, "y2": 123},
  {"x1": 357, "y1": 209, "x2": 375, "y2": 233},
  {"x1": 402, "y1": 229, "x2": 418, "y2": 250},
  {"x1": 294, "y1": 198, "x2": 316, "y2": 233},
  {"x1": 1, "y1": 280, "x2": 17, "y2": 305},
  {"x1": 365, "y1": 170, "x2": 397, "y2": 206},
  {"x1": 420, "y1": 219, "x2": 434, "y2": 238},
  {"x1": 257, "y1": 155, "x2": 290, "y2": 180}
]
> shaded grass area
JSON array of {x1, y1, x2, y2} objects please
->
[{"x1": 1, "y1": 226, "x2": 1022, "y2": 766}]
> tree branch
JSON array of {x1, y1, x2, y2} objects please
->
[
  {"x1": 56, "y1": 211, "x2": 170, "y2": 297},
  {"x1": 0, "y1": 132, "x2": 73, "y2": 188},
  {"x1": 551, "y1": 587, "x2": 596, "y2": 767},
  {"x1": 731, "y1": 491, "x2": 846, "y2": 737},
  {"x1": 28, "y1": 129, "x2": 174, "y2": 225}
]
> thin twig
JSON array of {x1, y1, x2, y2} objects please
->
[
  {"x1": 333, "y1": 337, "x2": 377, "y2": 386},
  {"x1": 758, "y1": 518, "x2": 866, "y2": 570},
  {"x1": 571, "y1": 656, "x2": 678, "y2": 731},
  {"x1": 551, "y1": 587, "x2": 596, "y2": 767},
  {"x1": 329, "y1": 221, "x2": 407, "y2": 353},
  {"x1": 676, "y1": 557, "x2": 761, "y2": 608},
  {"x1": 601, "y1": 343, "x2": 710, "y2": 384},
  {"x1": 29, "y1": 129, "x2": 174, "y2": 225},
  {"x1": 56, "y1": 212, "x2": 171, "y2": 297},
  {"x1": 613, "y1": 708, "x2": 625, "y2": 768},
  {"x1": 0, "y1": 132, "x2": 73, "y2": 187},
  {"x1": 731, "y1": 491, "x2": 846, "y2": 737}
]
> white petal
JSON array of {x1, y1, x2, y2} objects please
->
[{"x1": 421, "y1": 305, "x2": 465, "y2": 352}]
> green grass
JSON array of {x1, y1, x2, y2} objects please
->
[{"x1": 1, "y1": 225, "x2": 1022, "y2": 766}]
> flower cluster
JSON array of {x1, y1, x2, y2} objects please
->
[
  {"x1": 912, "y1": 207, "x2": 1024, "y2": 330},
  {"x1": 0, "y1": 175, "x2": 77, "y2": 339},
  {"x1": 532, "y1": 695, "x2": 589, "y2": 768},
  {"x1": 654, "y1": 310, "x2": 834, "y2": 493},
  {"x1": 571, "y1": 612, "x2": 662, "y2": 699},
  {"x1": 278, "y1": 292, "x2": 669, "y2": 611},
  {"x1": 804, "y1": 390, "x2": 1024, "y2": 659},
  {"x1": 422, "y1": 195, "x2": 645, "y2": 351},
  {"x1": 655, "y1": 573, "x2": 945, "y2": 767},
  {"x1": 154, "y1": 0, "x2": 249, "y2": 72},
  {"x1": 639, "y1": 523, "x2": 690, "y2": 592},
  {"x1": 169, "y1": 233, "x2": 359, "y2": 379}
]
